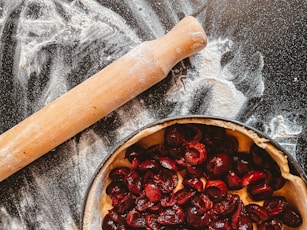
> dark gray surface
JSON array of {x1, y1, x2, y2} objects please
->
[{"x1": 0, "y1": 0, "x2": 306, "y2": 229}]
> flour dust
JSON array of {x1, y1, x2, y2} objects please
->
[{"x1": 0, "y1": 0, "x2": 283, "y2": 229}]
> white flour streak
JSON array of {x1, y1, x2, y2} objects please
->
[
  {"x1": 166, "y1": 38, "x2": 264, "y2": 119},
  {"x1": 125, "y1": 0, "x2": 165, "y2": 38},
  {"x1": 0, "y1": 207, "x2": 24, "y2": 230},
  {"x1": 116, "y1": 99, "x2": 156, "y2": 138},
  {"x1": 268, "y1": 115, "x2": 302, "y2": 159}
]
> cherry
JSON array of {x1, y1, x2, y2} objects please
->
[
  {"x1": 186, "y1": 207, "x2": 213, "y2": 228},
  {"x1": 247, "y1": 182, "x2": 273, "y2": 201},
  {"x1": 184, "y1": 141, "x2": 207, "y2": 165},
  {"x1": 124, "y1": 171, "x2": 143, "y2": 195},
  {"x1": 281, "y1": 206, "x2": 303, "y2": 227},
  {"x1": 257, "y1": 218, "x2": 283, "y2": 230},
  {"x1": 250, "y1": 144, "x2": 272, "y2": 168},
  {"x1": 102, "y1": 213, "x2": 118, "y2": 230},
  {"x1": 231, "y1": 199, "x2": 248, "y2": 229},
  {"x1": 109, "y1": 167, "x2": 130, "y2": 181},
  {"x1": 212, "y1": 194, "x2": 239, "y2": 216},
  {"x1": 205, "y1": 179, "x2": 228, "y2": 201},
  {"x1": 206, "y1": 153, "x2": 232, "y2": 177},
  {"x1": 263, "y1": 196, "x2": 287, "y2": 217},
  {"x1": 157, "y1": 205, "x2": 184, "y2": 225},
  {"x1": 125, "y1": 208, "x2": 146, "y2": 228},
  {"x1": 107, "y1": 208, "x2": 123, "y2": 223},
  {"x1": 138, "y1": 160, "x2": 159, "y2": 171},
  {"x1": 241, "y1": 170, "x2": 267, "y2": 187},
  {"x1": 158, "y1": 157, "x2": 178, "y2": 171},
  {"x1": 161, "y1": 193, "x2": 176, "y2": 207},
  {"x1": 237, "y1": 216, "x2": 253, "y2": 230},
  {"x1": 125, "y1": 145, "x2": 145, "y2": 162},
  {"x1": 106, "y1": 181, "x2": 127, "y2": 196},
  {"x1": 145, "y1": 144, "x2": 168, "y2": 158},
  {"x1": 111, "y1": 192, "x2": 135, "y2": 214},
  {"x1": 202, "y1": 125, "x2": 226, "y2": 146},
  {"x1": 130, "y1": 158, "x2": 140, "y2": 170},
  {"x1": 245, "y1": 203, "x2": 269, "y2": 224},
  {"x1": 153, "y1": 169, "x2": 178, "y2": 194},
  {"x1": 186, "y1": 164, "x2": 204, "y2": 177},
  {"x1": 164, "y1": 124, "x2": 186, "y2": 147},
  {"x1": 214, "y1": 135, "x2": 239, "y2": 155},
  {"x1": 232, "y1": 152, "x2": 254, "y2": 176},
  {"x1": 145, "y1": 213, "x2": 160, "y2": 230},
  {"x1": 135, "y1": 194, "x2": 154, "y2": 211},
  {"x1": 208, "y1": 219, "x2": 231, "y2": 230},
  {"x1": 225, "y1": 170, "x2": 242, "y2": 190},
  {"x1": 182, "y1": 177, "x2": 204, "y2": 192},
  {"x1": 144, "y1": 182, "x2": 162, "y2": 202},
  {"x1": 190, "y1": 193, "x2": 212, "y2": 214},
  {"x1": 184, "y1": 124, "x2": 203, "y2": 142},
  {"x1": 174, "y1": 188, "x2": 196, "y2": 205}
]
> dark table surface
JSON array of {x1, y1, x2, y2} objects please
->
[{"x1": 0, "y1": 0, "x2": 306, "y2": 229}]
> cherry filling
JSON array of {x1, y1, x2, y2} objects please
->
[{"x1": 102, "y1": 123, "x2": 303, "y2": 229}]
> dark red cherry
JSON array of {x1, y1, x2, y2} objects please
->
[
  {"x1": 124, "y1": 171, "x2": 143, "y2": 195},
  {"x1": 241, "y1": 170, "x2": 267, "y2": 187},
  {"x1": 250, "y1": 144, "x2": 272, "y2": 168},
  {"x1": 183, "y1": 177, "x2": 204, "y2": 192},
  {"x1": 281, "y1": 206, "x2": 303, "y2": 227},
  {"x1": 145, "y1": 213, "x2": 161, "y2": 230},
  {"x1": 186, "y1": 164, "x2": 204, "y2": 177},
  {"x1": 158, "y1": 157, "x2": 178, "y2": 171},
  {"x1": 212, "y1": 194, "x2": 239, "y2": 216},
  {"x1": 107, "y1": 208, "x2": 127, "y2": 225},
  {"x1": 138, "y1": 160, "x2": 159, "y2": 171},
  {"x1": 160, "y1": 193, "x2": 176, "y2": 207},
  {"x1": 125, "y1": 145, "x2": 145, "y2": 162},
  {"x1": 144, "y1": 182, "x2": 162, "y2": 202},
  {"x1": 135, "y1": 194, "x2": 154, "y2": 212},
  {"x1": 157, "y1": 205, "x2": 184, "y2": 225},
  {"x1": 125, "y1": 208, "x2": 146, "y2": 228},
  {"x1": 190, "y1": 193, "x2": 212, "y2": 214},
  {"x1": 184, "y1": 141, "x2": 207, "y2": 165},
  {"x1": 164, "y1": 124, "x2": 186, "y2": 147},
  {"x1": 245, "y1": 203, "x2": 269, "y2": 224},
  {"x1": 214, "y1": 135, "x2": 239, "y2": 155},
  {"x1": 237, "y1": 216, "x2": 253, "y2": 230},
  {"x1": 225, "y1": 170, "x2": 242, "y2": 190},
  {"x1": 205, "y1": 179, "x2": 228, "y2": 201},
  {"x1": 208, "y1": 220, "x2": 231, "y2": 230},
  {"x1": 263, "y1": 196, "x2": 287, "y2": 217},
  {"x1": 247, "y1": 182, "x2": 273, "y2": 201},
  {"x1": 257, "y1": 218, "x2": 283, "y2": 230},
  {"x1": 102, "y1": 213, "x2": 118, "y2": 230},
  {"x1": 232, "y1": 152, "x2": 255, "y2": 176},
  {"x1": 174, "y1": 188, "x2": 196, "y2": 205},
  {"x1": 109, "y1": 167, "x2": 130, "y2": 181},
  {"x1": 206, "y1": 153, "x2": 232, "y2": 177},
  {"x1": 112, "y1": 193, "x2": 135, "y2": 214},
  {"x1": 184, "y1": 124, "x2": 203, "y2": 142},
  {"x1": 106, "y1": 181, "x2": 127, "y2": 196},
  {"x1": 202, "y1": 125, "x2": 226, "y2": 146},
  {"x1": 186, "y1": 207, "x2": 214, "y2": 228},
  {"x1": 153, "y1": 169, "x2": 178, "y2": 194}
]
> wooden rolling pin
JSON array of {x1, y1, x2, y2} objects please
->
[{"x1": 0, "y1": 16, "x2": 207, "y2": 182}]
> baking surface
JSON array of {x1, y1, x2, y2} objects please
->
[{"x1": 0, "y1": 0, "x2": 306, "y2": 229}]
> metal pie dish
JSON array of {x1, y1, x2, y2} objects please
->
[{"x1": 81, "y1": 116, "x2": 307, "y2": 229}]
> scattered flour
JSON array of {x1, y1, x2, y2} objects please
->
[
  {"x1": 166, "y1": 38, "x2": 264, "y2": 118},
  {"x1": 1, "y1": 0, "x2": 301, "y2": 230}
]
